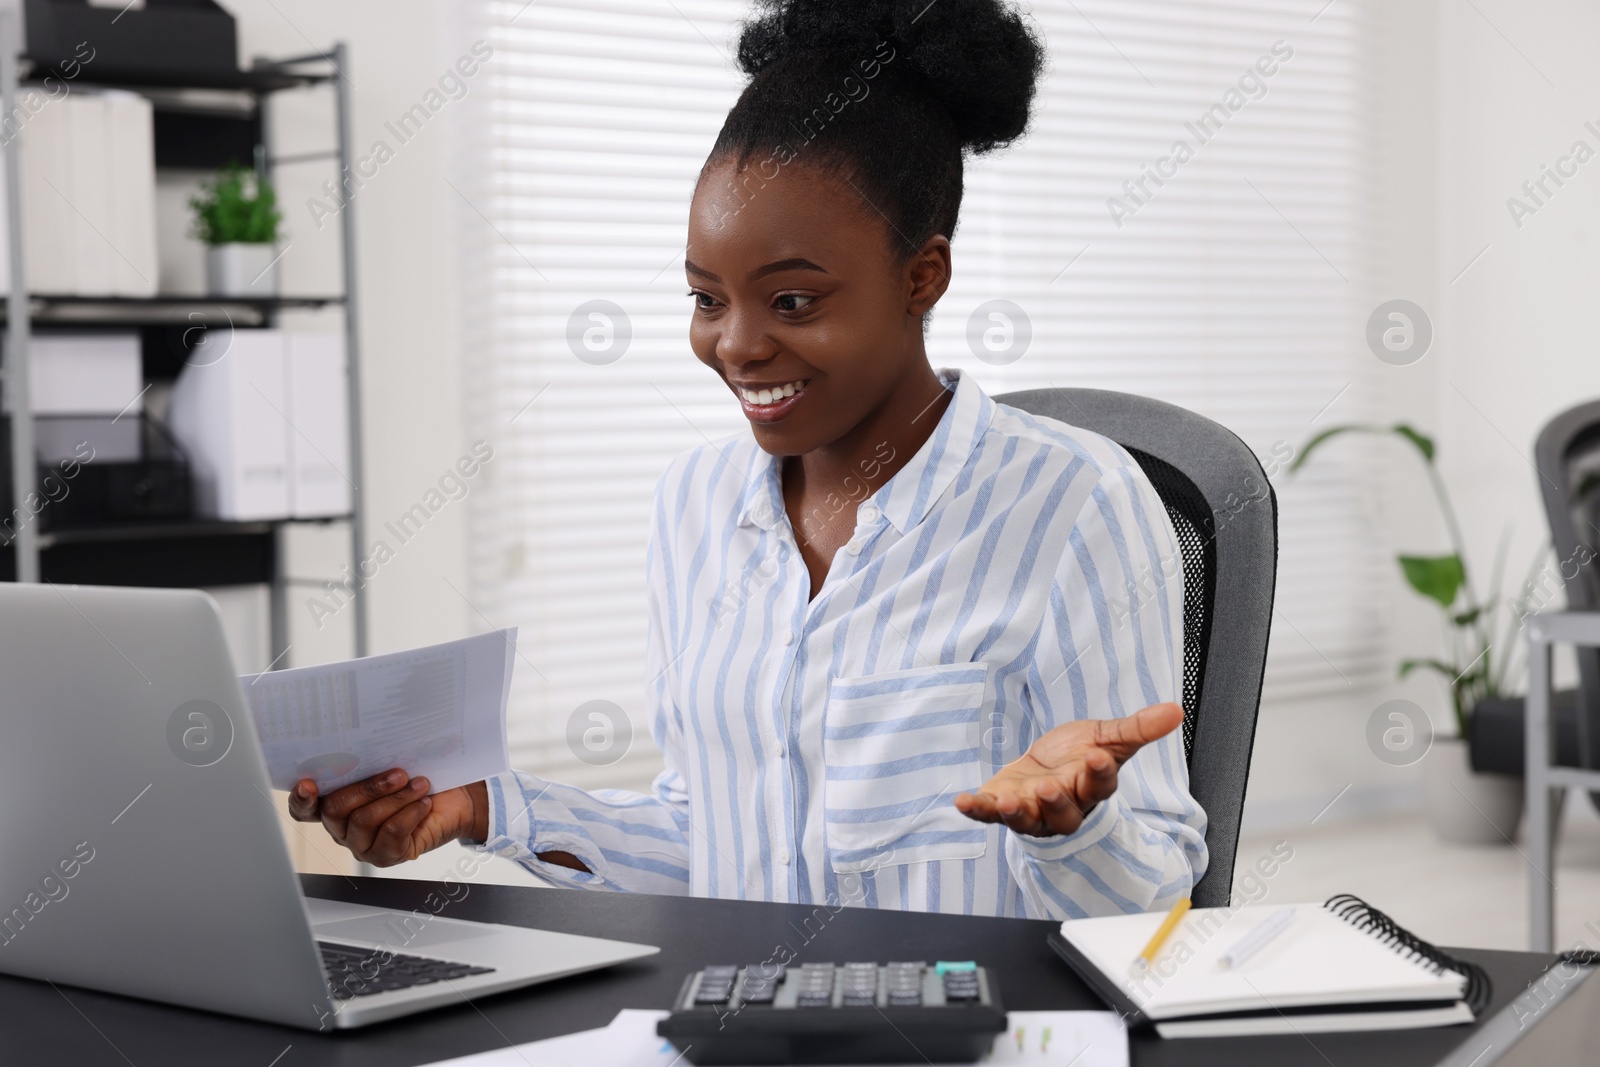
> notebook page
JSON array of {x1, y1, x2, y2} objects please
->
[{"x1": 1060, "y1": 903, "x2": 1465, "y2": 1019}]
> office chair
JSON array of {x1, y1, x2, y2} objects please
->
[
  {"x1": 1536, "y1": 401, "x2": 1600, "y2": 799},
  {"x1": 996, "y1": 388, "x2": 1278, "y2": 909},
  {"x1": 1466, "y1": 401, "x2": 1600, "y2": 804}
]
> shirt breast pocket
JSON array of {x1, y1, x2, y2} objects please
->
[{"x1": 822, "y1": 662, "x2": 991, "y2": 874}]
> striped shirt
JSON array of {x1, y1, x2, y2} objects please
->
[{"x1": 478, "y1": 369, "x2": 1207, "y2": 919}]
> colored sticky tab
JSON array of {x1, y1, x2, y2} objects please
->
[{"x1": 935, "y1": 960, "x2": 977, "y2": 974}]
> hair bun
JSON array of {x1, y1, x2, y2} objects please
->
[{"x1": 735, "y1": 0, "x2": 1045, "y2": 155}]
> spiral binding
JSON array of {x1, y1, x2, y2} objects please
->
[{"x1": 1323, "y1": 894, "x2": 1492, "y2": 1016}]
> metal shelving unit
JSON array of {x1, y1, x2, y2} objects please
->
[{"x1": 0, "y1": 13, "x2": 369, "y2": 660}]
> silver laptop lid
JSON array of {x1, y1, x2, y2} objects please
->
[{"x1": 0, "y1": 583, "x2": 334, "y2": 1029}]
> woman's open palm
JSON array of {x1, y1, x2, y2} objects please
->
[{"x1": 954, "y1": 702, "x2": 1184, "y2": 837}]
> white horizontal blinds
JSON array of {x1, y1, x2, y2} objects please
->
[
  {"x1": 454, "y1": 0, "x2": 749, "y2": 786},
  {"x1": 456, "y1": 0, "x2": 1385, "y2": 786},
  {"x1": 923, "y1": 0, "x2": 1387, "y2": 701}
]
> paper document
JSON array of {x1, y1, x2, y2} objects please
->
[
  {"x1": 419, "y1": 1007, "x2": 1127, "y2": 1066},
  {"x1": 241, "y1": 630, "x2": 515, "y2": 795}
]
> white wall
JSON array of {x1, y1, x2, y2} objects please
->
[{"x1": 1435, "y1": 0, "x2": 1600, "y2": 646}]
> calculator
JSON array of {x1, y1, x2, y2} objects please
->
[{"x1": 656, "y1": 960, "x2": 1007, "y2": 1065}]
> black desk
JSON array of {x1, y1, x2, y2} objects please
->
[{"x1": 0, "y1": 875, "x2": 1592, "y2": 1066}]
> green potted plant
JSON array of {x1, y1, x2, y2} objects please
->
[
  {"x1": 189, "y1": 164, "x2": 282, "y2": 297},
  {"x1": 1293, "y1": 423, "x2": 1543, "y2": 844}
]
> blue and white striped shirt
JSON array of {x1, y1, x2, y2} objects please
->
[{"x1": 478, "y1": 369, "x2": 1207, "y2": 919}]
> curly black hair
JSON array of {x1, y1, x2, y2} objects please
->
[{"x1": 706, "y1": 0, "x2": 1046, "y2": 260}]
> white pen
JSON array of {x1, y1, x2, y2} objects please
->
[{"x1": 1217, "y1": 906, "x2": 1297, "y2": 970}]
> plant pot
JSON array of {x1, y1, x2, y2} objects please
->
[
  {"x1": 1422, "y1": 737, "x2": 1524, "y2": 844},
  {"x1": 205, "y1": 243, "x2": 278, "y2": 297}
]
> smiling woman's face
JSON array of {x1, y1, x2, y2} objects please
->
[{"x1": 686, "y1": 157, "x2": 949, "y2": 457}]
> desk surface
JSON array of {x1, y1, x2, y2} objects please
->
[{"x1": 0, "y1": 875, "x2": 1587, "y2": 1067}]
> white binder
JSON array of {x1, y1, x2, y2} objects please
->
[
  {"x1": 105, "y1": 91, "x2": 158, "y2": 297},
  {"x1": 19, "y1": 87, "x2": 75, "y2": 294},
  {"x1": 26, "y1": 332, "x2": 143, "y2": 416},
  {"x1": 3, "y1": 89, "x2": 158, "y2": 296},
  {"x1": 168, "y1": 330, "x2": 292, "y2": 520},
  {"x1": 284, "y1": 332, "x2": 352, "y2": 518},
  {"x1": 65, "y1": 91, "x2": 114, "y2": 295}
]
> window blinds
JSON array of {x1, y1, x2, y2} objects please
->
[{"x1": 451, "y1": 0, "x2": 1385, "y2": 788}]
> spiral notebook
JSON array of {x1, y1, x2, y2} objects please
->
[{"x1": 1048, "y1": 895, "x2": 1491, "y2": 1039}]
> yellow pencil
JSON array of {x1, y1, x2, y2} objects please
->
[{"x1": 1131, "y1": 897, "x2": 1191, "y2": 973}]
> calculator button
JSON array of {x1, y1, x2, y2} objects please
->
[
  {"x1": 694, "y1": 985, "x2": 733, "y2": 1005},
  {"x1": 703, "y1": 965, "x2": 738, "y2": 979},
  {"x1": 840, "y1": 971, "x2": 875, "y2": 1003},
  {"x1": 739, "y1": 982, "x2": 776, "y2": 1004},
  {"x1": 887, "y1": 990, "x2": 923, "y2": 1006},
  {"x1": 746, "y1": 962, "x2": 786, "y2": 982},
  {"x1": 942, "y1": 978, "x2": 979, "y2": 1002}
]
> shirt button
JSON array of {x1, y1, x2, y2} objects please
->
[
  {"x1": 778, "y1": 849, "x2": 792, "y2": 865},
  {"x1": 498, "y1": 846, "x2": 518, "y2": 858},
  {"x1": 843, "y1": 539, "x2": 862, "y2": 556},
  {"x1": 858, "y1": 503, "x2": 880, "y2": 525},
  {"x1": 771, "y1": 742, "x2": 785, "y2": 759},
  {"x1": 781, "y1": 628, "x2": 796, "y2": 645}
]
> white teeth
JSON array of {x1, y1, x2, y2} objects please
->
[{"x1": 738, "y1": 380, "x2": 807, "y2": 406}]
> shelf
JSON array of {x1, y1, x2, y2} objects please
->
[
  {"x1": 21, "y1": 60, "x2": 329, "y2": 95},
  {"x1": 34, "y1": 515, "x2": 350, "y2": 550},
  {"x1": 1, "y1": 523, "x2": 276, "y2": 588},
  {"x1": 36, "y1": 519, "x2": 269, "y2": 549},
  {"x1": 6, "y1": 294, "x2": 345, "y2": 327},
  {"x1": 0, "y1": 516, "x2": 351, "y2": 586}
]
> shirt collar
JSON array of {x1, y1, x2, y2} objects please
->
[
  {"x1": 736, "y1": 445, "x2": 784, "y2": 530},
  {"x1": 873, "y1": 368, "x2": 992, "y2": 535},
  {"x1": 734, "y1": 368, "x2": 993, "y2": 534}
]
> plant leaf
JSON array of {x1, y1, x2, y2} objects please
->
[
  {"x1": 1452, "y1": 606, "x2": 1482, "y2": 626},
  {"x1": 1398, "y1": 554, "x2": 1465, "y2": 608},
  {"x1": 187, "y1": 163, "x2": 281, "y2": 245},
  {"x1": 1289, "y1": 424, "x2": 1373, "y2": 474},
  {"x1": 1392, "y1": 424, "x2": 1436, "y2": 463}
]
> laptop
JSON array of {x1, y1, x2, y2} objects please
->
[{"x1": 0, "y1": 582, "x2": 658, "y2": 1030}]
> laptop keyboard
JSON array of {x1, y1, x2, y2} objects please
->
[{"x1": 319, "y1": 940, "x2": 496, "y2": 1000}]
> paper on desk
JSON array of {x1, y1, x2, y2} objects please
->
[
  {"x1": 988, "y1": 1011, "x2": 1128, "y2": 1066},
  {"x1": 417, "y1": 1008, "x2": 1127, "y2": 1067},
  {"x1": 240, "y1": 630, "x2": 515, "y2": 795}
]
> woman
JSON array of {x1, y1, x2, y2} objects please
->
[{"x1": 291, "y1": 0, "x2": 1205, "y2": 920}]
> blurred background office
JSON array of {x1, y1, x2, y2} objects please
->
[{"x1": 2, "y1": 0, "x2": 1597, "y2": 951}]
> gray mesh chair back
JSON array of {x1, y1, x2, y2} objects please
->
[
  {"x1": 996, "y1": 388, "x2": 1278, "y2": 909},
  {"x1": 1534, "y1": 400, "x2": 1600, "y2": 778}
]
